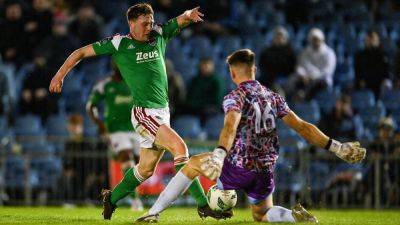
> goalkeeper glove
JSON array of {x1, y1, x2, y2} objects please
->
[{"x1": 326, "y1": 139, "x2": 366, "y2": 163}]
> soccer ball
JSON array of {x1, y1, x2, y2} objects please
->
[{"x1": 206, "y1": 185, "x2": 237, "y2": 212}]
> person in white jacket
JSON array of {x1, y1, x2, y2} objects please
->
[{"x1": 295, "y1": 28, "x2": 336, "y2": 98}]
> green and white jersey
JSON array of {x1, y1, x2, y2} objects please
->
[
  {"x1": 87, "y1": 77, "x2": 134, "y2": 133},
  {"x1": 92, "y1": 18, "x2": 180, "y2": 108}
]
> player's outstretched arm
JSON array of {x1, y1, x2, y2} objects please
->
[
  {"x1": 176, "y1": 6, "x2": 204, "y2": 28},
  {"x1": 201, "y1": 111, "x2": 241, "y2": 180},
  {"x1": 282, "y1": 110, "x2": 366, "y2": 163},
  {"x1": 49, "y1": 44, "x2": 96, "y2": 93}
]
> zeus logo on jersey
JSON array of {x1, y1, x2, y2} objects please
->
[
  {"x1": 115, "y1": 96, "x2": 132, "y2": 104},
  {"x1": 136, "y1": 50, "x2": 159, "y2": 63}
]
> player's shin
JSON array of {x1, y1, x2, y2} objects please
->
[
  {"x1": 110, "y1": 166, "x2": 144, "y2": 205},
  {"x1": 174, "y1": 156, "x2": 208, "y2": 207},
  {"x1": 148, "y1": 170, "x2": 193, "y2": 215}
]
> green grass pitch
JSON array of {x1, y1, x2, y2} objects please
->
[{"x1": 0, "y1": 207, "x2": 399, "y2": 225}]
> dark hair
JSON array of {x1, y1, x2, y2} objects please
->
[
  {"x1": 226, "y1": 49, "x2": 255, "y2": 66},
  {"x1": 126, "y1": 3, "x2": 154, "y2": 21}
]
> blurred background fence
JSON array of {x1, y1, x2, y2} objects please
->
[{"x1": 1, "y1": 135, "x2": 399, "y2": 209}]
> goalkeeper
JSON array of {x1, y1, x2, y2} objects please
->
[{"x1": 137, "y1": 49, "x2": 366, "y2": 223}]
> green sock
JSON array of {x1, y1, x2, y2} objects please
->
[
  {"x1": 175, "y1": 164, "x2": 208, "y2": 207},
  {"x1": 111, "y1": 167, "x2": 141, "y2": 205},
  {"x1": 122, "y1": 167, "x2": 138, "y2": 199}
]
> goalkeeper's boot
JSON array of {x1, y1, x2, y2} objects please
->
[
  {"x1": 197, "y1": 205, "x2": 233, "y2": 220},
  {"x1": 100, "y1": 189, "x2": 116, "y2": 220},
  {"x1": 136, "y1": 213, "x2": 160, "y2": 223},
  {"x1": 291, "y1": 203, "x2": 318, "y2": 223}
]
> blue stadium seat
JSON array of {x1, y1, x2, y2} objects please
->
[
  {"x1": 276, "y1": 120, "x2": 294, "y2": 139},
  {"x1": 390, "y1": 108, "x2": 400, "y2": 125},
  {"x1": 0, "y1": 115, "x2": 7, "y2": 132},
  {"x1": 46, "y1": 114, "x2": 68, "y2": 152},
  {"x1": 216, "y1": 36, "x2": 242, "y2": 56},
  {"x1": 380, "y1": 89, "x2": 400, "y2": 112},
  {"x1": 358, "y1": 104, "x2": 386, "y2": 129},
  {"x1": 245, "y1": 33, "x2": 267, "y2": 55},
  {"x1": 334, "y1": 62, "x2": 354, "y2": 88},
  {"x1": 187, "y1": 36, "x2": 213, "y2": 58},
  {"x1": 22, "y1": 141, "x2": 55, "y2": 155},
  {"x1": 63, "y1": 91, "x2": 86, "y2": 113},
  {"x1": 5, "y1": 156, "x2": 25, "y2": 189},
  {"x1": 292, "y1": 100, "x2": 321, "y2": 124},
  {"x1": 30, "y1": 156, "x2": 62, "y2": 189},
  {"x1": 309, "y1": 162, "x2": 330, "y2": 191},
  {"x1": 279, "y1": 134, "x2": 306, "y2": 150},
  {"x1": 46, "y1": 114, "x2": 69, "y2": 137},
  {"x1": 172, "y1": 55, "x2": 197, "y2": 84},
  {"x1": 14, "y1": 114, "x2": 42, "y2": 136},
  {"x1": 204, "y1": 114, "x2": 225, "y2": 140},
  {"x1": 84, "y1": 116, "x2": 98, "y2": 137},
  {"x1": 314, "y1": 88, "x2": 340, "y2": 114},
  {"x1": 351, "y1": 90, "x2": 375, "y2": 112},
  {"x1": 275, "y1": 161, "x2": 304, "y2": 193},
  {"x1": 172, "y1": 115, "x2": 203, "y2": 139}
]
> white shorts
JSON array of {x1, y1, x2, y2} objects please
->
[
  {"x1": 131, "y1": 106, "x2": 170, "y2": 149},
  {"x1": 108, "y1": 131, "x2": 141, "y2": 155}
]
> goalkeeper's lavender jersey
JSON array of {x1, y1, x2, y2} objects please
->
[
  {"x1": 92, "y1": 18, "x2": 180, "y2": 108},
  {"x1": 222, "y1": 80, "x2": 290, "y2": 172}
]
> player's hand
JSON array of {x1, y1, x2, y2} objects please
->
[
  {"x1": 184, "y1": 6, "x2": 204, "y2": 23},
  {"x1": 49, "y1": 74, "x2": 64, "y2": 93},
  {"x1": 200, "y1": 148, "x2": 227, "y2": 180},
  {"x1": 328, "y1": 140, "x2": 366, "y2": 163}
]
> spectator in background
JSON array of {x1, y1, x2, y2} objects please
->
[
  {"x1": 40, "y1": 18, "x2": 79, "y2": 73},
  {"x1": 185, "y1": 58, "x2": 225, "y2": 124},
  {"x1": 53, "y1": 0, "x2": 71, "y2": 20},
  {"x1": 166, "y1": 59, "x2": 186, "y2": 118},
  {"x1": 0, "y1": 1, "x2": 28, "y2": 67},
  {"x1": 68, "y1": 4, "x2": 102, "y2": 46},
  {"x1": 319, "y1": 94, "x2": 359, "y2": 142},
  {"x1": 19, "y1": 52, "x2": 58, "y2": 121},
  {"x1": 369, "y1": 116, "x2": 396, "y2": 156},
  {"x1": 295, "y1": 28, "x2": 336, "y2": 99},
  {"x1": 25, "y1": 0, "x2": 53, "y2": 58},
  {"x1": 355, "y1": 30, "x2": 390, "y2": 98},
  {"x1": 259, "y1": 26, "x2": 296, "y2": 89}
]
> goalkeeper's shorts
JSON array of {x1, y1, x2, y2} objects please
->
[{"x1": 217, "y1": 159, "x2": 275, "y2": 205}]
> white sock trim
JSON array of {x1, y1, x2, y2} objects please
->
[
  {"x1": 133, "y1": 166, "x2": 146, "y2": 183},
  {"x1": 266, "y1": 206, "x2": 295, "y2": 223}
]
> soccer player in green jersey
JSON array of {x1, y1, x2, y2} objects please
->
[
  {"x1": 86, "y1": 61, "x2": 143, "y2": 211},
  {"x1": 49, "y1": 3, "x2": 230, "y2": 220}
]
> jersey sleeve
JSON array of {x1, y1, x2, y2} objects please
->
[
  {"x1": 222, "y1": 90, "x2": 244, "y2": 114},
  {"x1": 272, "y1": 92, "x2": 290, "y2": 118},
  {"x1": 161, "y1": 18, "x2": 181, "y2": 42},
  {"x1": 92, "y1": 35, "x2": 122, "y2": 56}
]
